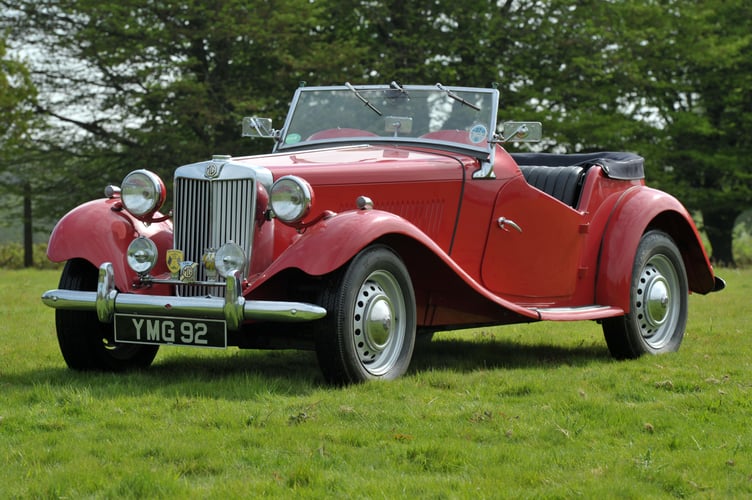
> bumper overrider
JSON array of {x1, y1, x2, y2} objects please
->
[{"x1": 41, "y1": 262, "x2": 327, "y2": 330}]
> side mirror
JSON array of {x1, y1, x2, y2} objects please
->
[
  {"x1": 499, "y1": 121, "x2": 542, "y2": 142},
  {"x1": 242, "y1": 117, "x2": 275, "y2": 138}
]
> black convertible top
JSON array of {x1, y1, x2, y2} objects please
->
[{"x1": 510, "y1": 151, "x2": 644, "y2": 180}]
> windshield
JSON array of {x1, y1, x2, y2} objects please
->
[{"x1": 276, "y1": 84, "x2": 499, "y2": 154}]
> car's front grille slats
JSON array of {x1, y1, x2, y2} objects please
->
[{"x1": 174, "y1": 174, "x2": 255, "y2": 297}]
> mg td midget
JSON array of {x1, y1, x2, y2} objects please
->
[{"x1": 42, "y1": 82, "x2": 725, "y2": 384}]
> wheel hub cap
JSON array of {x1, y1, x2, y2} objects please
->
[
  {"x1": 353, "y1": 280, "x2": 394, "y2": 362},
  {"x1": 645, "y1": 276, "x2": 670, "y2": 326},
  {"x1": 365, "y1": 296, "x2": 392, "y2": 350}
]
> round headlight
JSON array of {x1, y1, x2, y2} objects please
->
[
  {"x1": 214, "y1": 242, "x2": 247, "y2": 278},
  {"x1": 121, "y1": 169, "x2": 166, "y2": 218},
  {"x1": 127, "y1": 236, "x2": 158, "y2": 274},
  {"x1": 270, "y1": 175, "x2": 312, "y2": 223}
]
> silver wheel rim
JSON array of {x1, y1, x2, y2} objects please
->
[
  {"x1": 634, "y1": 254, "x2": 681, "y2": 349},
  {"x1": 352, "y1": 270, "x2": 406, "y2": 376}
]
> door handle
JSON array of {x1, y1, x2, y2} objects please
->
[{"x1": 497, "y1": 217, "x2": 522, "y2": 233}]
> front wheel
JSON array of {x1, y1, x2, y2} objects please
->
[
  {"x1": 56, "y1": 259, "x2": 159, "y2": 371},
  {"x1": 315, "y1": 245, "x2": 416, "y2": 384},
  {"x1": 602, "y1": 231, "x2": 688, "y2": 359}
]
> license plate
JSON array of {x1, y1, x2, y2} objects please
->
[{"x1": 114, "y1": 314, "x2": 227, "y2": 348}]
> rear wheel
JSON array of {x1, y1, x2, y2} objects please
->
[
  {"x1": 56, "y1": 259, "x2": 159, "y2": 371},
  {"x1": 602, "y1": 231, "x2": 688, "y2": 359},
  {"x1": 315, "y1": 245, "x2": 416, "y2": 384}
]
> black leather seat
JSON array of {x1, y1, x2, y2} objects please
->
[{"x1": 518, "y1": 165, "x2": 585, "y2": 207}]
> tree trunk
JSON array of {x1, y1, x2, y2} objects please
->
[
  {"x1": 702, "y1": 207, "x2": 738, "y2": 267},
  {"x1": 23, "y1": 181, "x2": 33, "y2": 268}
]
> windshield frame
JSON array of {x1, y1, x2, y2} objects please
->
[{"x1": 273, "y1": 84, "x2": 500, "y2": 158}]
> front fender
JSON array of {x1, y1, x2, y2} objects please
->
[
  {"x1": 47, "y1": 198, "x2": 173, "y2": 291},
  {"x1": 596, "y1": 187, "x2": 716, "y2": 311},
  {"x1": 250, "y1": 209, "x2": 539, "y2": 321},
  {"x1": 256, "y1": 209, "x2": 436, "y2": 281}
]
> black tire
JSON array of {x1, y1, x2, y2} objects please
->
[
  {"x1": 315, "y1": 245, "x2": 416, "y2": 384},
  {"x1": 602, "y1": 231, "x2": 688, "y2": 359},
  {"x1": 56, "y1": 259, "x2": 159, "y2": 371}
]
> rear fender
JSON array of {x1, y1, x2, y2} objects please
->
[
  {"x1": 47, "y1": 198, "x2": 173, "y2": 291},
  {"x1": 596, "y1": 187, "x2": 716, "y2": 311}
]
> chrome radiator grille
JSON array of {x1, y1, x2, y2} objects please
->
[{"x1": 173, "y1": 176, "x2": 255, "y2": 297}]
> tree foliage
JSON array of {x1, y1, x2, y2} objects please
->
[
  {"x1": 656, "y1": 1, "x2": 752, "y2": 265},
  {"x1": 0, "y1": 38, "x2": 37, "y2": 213},
  {"x1": 0, "y1": 39, "x2": 36, "y2": 157},
  {"x1": 1, "y1": 0, "x2": 750, "y2": 264}
]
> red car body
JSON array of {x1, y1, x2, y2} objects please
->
[{"x1": 43, "y1": 84, "x2": 723, "y2": 384}]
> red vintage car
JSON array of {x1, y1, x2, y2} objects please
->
[{"x1": 42, "y1": 83, "x2": 724, "y2": 384}]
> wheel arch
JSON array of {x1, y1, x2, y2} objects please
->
[
  {"x1": 647, "y1": 210, "x2": 717, "y2": 293},
  {"x1": 596, "y1": 187, "x2": 717, "y2": 312}
]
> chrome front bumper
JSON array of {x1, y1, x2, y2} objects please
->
[{"x1": 41, "y1": 263, "x2": 327, "y2": 330}]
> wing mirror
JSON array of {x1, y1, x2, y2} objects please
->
[
  {"x1": 497, "y1": 121, "x2": 542, "y2": 143},
  {"x1": 242, "y1": 117, "x2": 276, "y2": 139}
]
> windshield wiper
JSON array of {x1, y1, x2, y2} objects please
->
[
  {"x1": 346, "y1": 82, "x2": 382, "y2": 116},
  {"x1": 436, "y1": 83, "x2": 481, "y2": 111},
  {"x1": 390, "y1": 80, "x2": 408, "y2": 96}
]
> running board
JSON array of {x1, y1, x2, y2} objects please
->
[{"x1": 530, "y1": 305, "x2": 624, "y2": 321}]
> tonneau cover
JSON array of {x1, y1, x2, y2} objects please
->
[{"x1": 510, "y1": 151, "x2": 644, "y2": 180}]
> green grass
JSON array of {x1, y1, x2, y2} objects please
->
[{"x1": 1, "y1": 268, "x2": 750, "y2": 498}]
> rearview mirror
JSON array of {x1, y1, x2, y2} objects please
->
[
  {"x1": 499, "y1": 121, "x2": 542, "y2": 142},
  {"x1": 385, "y1": 116, "x2": 413, "y2": 134},
  {"x1": 242, "y1": 117, "x2": 275, "y2": 138}
]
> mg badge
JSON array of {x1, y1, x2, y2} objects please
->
[
  {"x1": 205, "y1": 162, "x2": 221, "y2": 179},
  {"x1": 166, "y1": 249, "x2": 184, "y2": 278},
  {"x1": 179, "y1": 261, "x2": 199, "y2": 283}
]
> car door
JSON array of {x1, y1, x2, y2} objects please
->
[{"x1": 481, "y1": 176, "x2": 586, "y2": 300}]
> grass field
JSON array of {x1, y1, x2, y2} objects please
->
[{"x1": 1, "y1": 268, "x2": 750, "y2": 498}]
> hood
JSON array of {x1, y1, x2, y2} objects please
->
[{"x1": 232, "y1": 144, "x2": 477, "y2": 182}]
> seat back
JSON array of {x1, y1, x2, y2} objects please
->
[{"x1": 518, "y1": 165, "x2": 586, "y2": 207}]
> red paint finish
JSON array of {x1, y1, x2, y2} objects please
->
[
  {"x1": 233, "y1": 143, "x2": 718, "y2": 325},
  {"x1": 47, "y1": 198, "x2": 172, "y2": 292},
  {"x1": 596, "y1": 186, "x2": 716, "y2": 311},
  {"x1": 484, "y1": 179, "x2": 585, "y2": 299},
  {"x1": 48, "y1": 144, "x2": 718, "y2": 328}
]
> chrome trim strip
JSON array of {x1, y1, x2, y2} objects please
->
[{"x1": 41, "y1": 263, "x2": 327, "y2": 330}]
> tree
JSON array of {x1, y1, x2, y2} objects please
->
[
  {"x1": 0, "y1": 37, "x2": 40, "y2": 266},
  {"x1": 1, "y1": 0, "x2": 370, "y2": 220},
  {"x1": 654, "y1": 1, "x2": 752, "y2": 266},
  {"x1": 3, "y1": 0, "x2": 750, "y2": 266},
  {"x1": 0, "y1": 40, "x2": 34, "y2": 151}
]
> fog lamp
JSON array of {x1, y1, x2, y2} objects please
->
[
  {"x1": 127, "y1": 236, "x2": 158, "y2": 274},
  {"x1": 214, "y1": 242, "x2": 246, "y2": 278}
]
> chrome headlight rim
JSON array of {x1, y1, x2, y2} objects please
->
[
  {"x1": 270, "y1": 175, "x2": 312, "y2": 224},
  {"x1": 126, "y1": 236, "x2": 158, "y2": 274},
  {"x1": 121, "y1": 169, "x2": 166, "y2": 219}
]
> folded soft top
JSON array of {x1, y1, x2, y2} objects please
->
[{"x1": 510, "y1": 151, "x2": 644, "y2": 180}]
